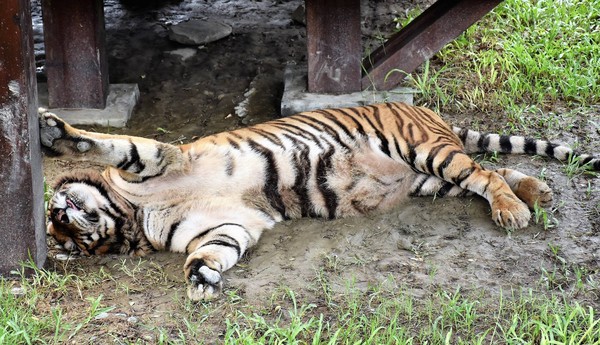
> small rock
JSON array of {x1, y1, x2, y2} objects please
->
[
  {"x1": 55, "y1": 253, "x2": 71, "y2": 261},
  {"x1": 167, "y1": 48, "x2": 197, "y2": 61},
  {"x1": 127, "y1": 316, "x2": 139, "y2": 324},
  {"x1": 94, "y1": 312, "x2": 110, "y2": 320},
  {"x1": 11, "y1": 287, "x2": 25, "y2": 295},
  {"x1": 168, "y1": 19, "x2": 232, "y2": 45},
  {"x1": 291, "y1": 4, "x2": 306, "y2": 25}
]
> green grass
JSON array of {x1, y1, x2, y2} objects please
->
[
  {"x1": 220, "y1": 283, "x2": 600, "y2": 344},
  {"x1": 11, "y1": 0, "x2": 599, "y2": 343},
  {"x1": 3, "y1": 260, "x2": 600, "y2": 344},
  {"x1": 0, "y1": 261, "x2": 113, "y2": 344},
  {"x1": 398, "y1": 0, "x2": 600, "y2": 116}
]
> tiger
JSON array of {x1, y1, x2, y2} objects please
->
[{"x1": 39, "y1": 102, "x2": 599, "y2": 301}]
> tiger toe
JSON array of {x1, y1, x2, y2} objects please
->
[
  {"x1": 39, "y1": 111, "x2": 65, "y2": 149},
  {"x1": 514, "y1": 177, "x2": 553, "y2": 209},
  {"x1": 491, "y1": 194, "x2": 531, "y2": 230},
  {"x1": 185, "y1": 258, "x2": 223, "y2": 301}
]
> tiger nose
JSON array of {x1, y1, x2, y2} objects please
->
[{"x1": 52, "y1": 208, "x2": 70, "y2": 224}]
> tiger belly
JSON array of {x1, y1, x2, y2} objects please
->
[
  {"x1": 329, "y1": 150, "x2": 417, "y2": 217},
  {"x1": 242, "y1": 148, "x2": 417, "y2": 221}
]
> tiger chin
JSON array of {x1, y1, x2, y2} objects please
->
[{"x1": 39, "y1": 103, "x2": 599, "y2": 301}]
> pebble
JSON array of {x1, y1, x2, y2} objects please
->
[
  {"x1": 167, "y1": 48, "x2": 197, "y2": 61},
  {"x1": 54, "y1": 253, "x2": 71, "y2": 261},
  {"x1": 168, "y1": 19, "x2": 232, "y2": 45},
  {"x1": 11, "y1": 287, "x2": 25, "y2": 295},
  {"x1": 94, "y1": 312, "x2": 110, "y2": 320},
  {"x1": 127, "y1": 316, "x2": 139, "y2": 324}
]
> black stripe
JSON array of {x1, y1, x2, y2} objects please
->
[
  {"x1": 453, "y1": 166, "x2": 476, "y2": 186},
  {"x1": 435, "y1": 182, "x2": 456, "y2": 197},
  {"x1": 165, "y1": 221, "x2": 181, "y2": 250},
  {"x1": 313, "y1": 109, "x2": 355, "y2": 140},
  {"x1": 227, "y1": 138, "x2": 241, "y2": 149},
  {"x1": 271, "y1": 122, "x2": 325, "y2": 149},
  {"x1": 316, "y1": 147, "x2": 338, "y2": 219},
  {"x1": 425, "y1": 143, "x2": 451, "y2": 175},
  {"x1": 294, "y1": 115, "x2": 350, "y2": 151},
  {"x1": 545, "y1": 143, "x2": 558, "y2": 158},
  {"x1": 290, "y1": 143, "x2": 313, "y2": 217},
  {"x1": 338, "y1": 108, "x2": 367, "y2": 137},
  {"x1": 407, "y1": 144, "x2": 418, "y2": 166},
  {"x1": 186, "y1": 223, "x2": 246, "y2": 253},
  {"x1": 118, "y1": 141, "x2": 145, "y2": 173},
  {"x1": 409, "y1": 175, "x2": 429, "y2": 196},
  {"x1": 201, "y1": 239, "x2": 241, "y2": 258},
  {"x1": 477, "y1": 133, "x2": 486, "y2": 151},
  {"x1": 248, "y1": 127, "x2": 285, "y2": 147},
  {"x1": 499, "y1": 135, "x2": 512, "y2": 153},
  {"x1": 435, "y1": 150, "x2": 460, "y2": 179},
  {"x1": 370, "y1": 105, "x2": 385, "y2": 129},
  {"x1": 225, "y1": 153, "x2": 235, "y2": 176},
  {"x1": 458, "y1": 128, "x2": 469, "y2": 144},
  {"x1": 248, "y1": 140, "x2": 288, "y2": 219},
  {"x1": 360, "y1": 113, "x2": 391, "y2": 157},
  {"x1": 524, "y1": 138, "x2": 537, "y2": 154}
]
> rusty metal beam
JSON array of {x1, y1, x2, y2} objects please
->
[
  {"x1": 362, "y1": 0, "x2": 503, "y2": 90},
  {"x1": 306, "y1": 0, "x2": 361, "y2": 94},
  {"x1": 0, "y1": 0, "x2": 47, "y2": 275},
  {"x1": 42, "y1": 0, "x2": 109, "y2": 109}
]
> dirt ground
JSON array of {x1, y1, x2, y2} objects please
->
[{"x1": 32, "y1": 0, "x2": 600, "y2": 342}]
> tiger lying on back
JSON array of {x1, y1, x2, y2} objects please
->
[{"x1": 40, "y1": 102, "x2": 599, "y2": 300}]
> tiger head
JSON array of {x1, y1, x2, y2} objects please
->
[{"x1": 47, "y1": 170, "x2": 152, "y2": 257}]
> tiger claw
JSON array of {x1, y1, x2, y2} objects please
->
[{"x1": 491, "y1": 195, "x2": 531, "y2": 230}]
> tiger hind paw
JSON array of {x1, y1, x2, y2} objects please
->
[
  {"x1": 39, "y1": 110, "x2": 92, "y2": 156},
  {"x1": 185, "y1": 258, "x2": 223, "y2": 301},
  {"x1": 514, "y1": 177, "x2": 553, "y2": 209}
]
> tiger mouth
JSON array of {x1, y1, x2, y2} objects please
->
[{"x1": 53, "y1": 196, "x2": 81, "y2": 224}]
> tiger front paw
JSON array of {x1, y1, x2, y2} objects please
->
[
  {"x1": 491, "y1": 194, "x2": 531, "y2": 230},
  {"x1": 39, "y1": 109, "x2": 92, "y2": 156},
  {"x1": 184, "y1": 258, "x2": 223, "y2": 301}
]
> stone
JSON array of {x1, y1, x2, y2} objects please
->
[
  {"x1": 167, "y1": 48, "x2": 197, "y2": 61},
  {"x1": 168, "y1": 19, "x2": 232, "y2": 45},
  {"x1": 38, "y1": 83, "x2": 139, "y2": 128},
  {"x1": 280, "y1": 65, "x2": 415, "y2": 116},
  {"x1": 291, "y1": 4, "x2": 306, "y2": 25}
]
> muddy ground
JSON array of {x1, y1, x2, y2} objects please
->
[{"x1": 33, "y1": 0, "x2": 600, "y2": 342}]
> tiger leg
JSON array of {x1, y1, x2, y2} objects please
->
[
  {"x1": 39, "y1": 109, "x2": 188, "y2": 181},
  {"x1": 183, "y1": 223, "x2": 257, "y2": 300},
  {"x1": 409, "y1": 174, "x2": 472, "y2": 198},
  {"x1": 432, "y1": 152, "x2": 530, "y2": 229},
  {"x1": 495, "y1": 168, "x2": 552, "y2": 208},
  {"x1": 411, "y1": 168, "x2": 552, "y2": 209}
]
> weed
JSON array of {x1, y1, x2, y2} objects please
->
[
  {"x1": 399, "y1": 0, "x2": 600, "y2": 117},
  {"x1": 564, "y1": 153, "x2": 598, "y2": 179},
  {"x1": 533, "y1": 201, "x2": 558, "y2": 230}
]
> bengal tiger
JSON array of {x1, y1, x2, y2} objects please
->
[{"x1": 40, "y1": 102, "x2": 599, "y2": 300}]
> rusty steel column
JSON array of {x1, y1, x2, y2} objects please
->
[
  {"x1": 306, "y1": 0, "x2": 361, "y2": 93},
  {"x1": 362, "y1": 0, "x2": 503, "y2": 90},
  {"x1": 0, "y1": 0, "x2": 47, "y2": 275},
  {"x1": 42, "y1": 0, "x2": 109, "y2": 109}
]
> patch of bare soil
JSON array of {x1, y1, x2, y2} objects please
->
[{"x1": 36, "y1": 0, "x2": 599, "y2": 342}]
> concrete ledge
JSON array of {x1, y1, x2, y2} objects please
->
[
  {"x1": 38, "y1": 83, "x2": 139, "y2": 127},
  {"x1": 281, "y1": 65, "x2": 414, "y2": 116}
]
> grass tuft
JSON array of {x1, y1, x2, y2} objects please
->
[{"x1": 398, "y1": 0, "x2": 600, "y2": 116}]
